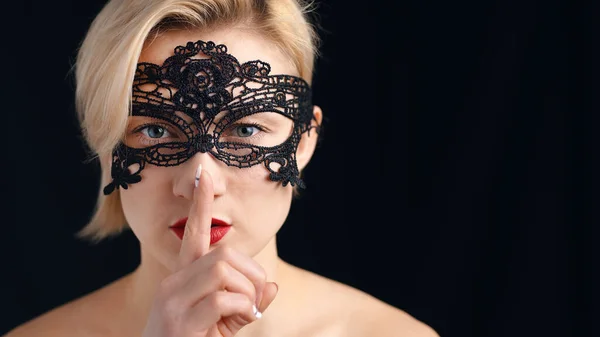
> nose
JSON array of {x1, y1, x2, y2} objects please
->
[{"x1": 172, "y1": 152, "x2": 227, "y2": 200}]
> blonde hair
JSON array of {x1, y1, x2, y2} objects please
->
[{"x1": 74, "y1": 0, "x2": 321, "y2": 243}]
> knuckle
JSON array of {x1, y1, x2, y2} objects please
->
[
  {"x1": 247, "y1": 284, "x2": 257, "y2": 300},
  {"x1": 218, "y1": 246, "x2": 235, "y2": 260},
  {"x1": 212, "y1": 260, "x2": 230, "y2": 280},
  {"x1": 242, "y1": 277, "x2": 256, "y2": 297},
  {"x1": 242, "y1": 296, "x2": 253, "y2": 310},
  {"x1": 208, "y1": 292, "x2": 225, "y2": 310},
  {"x1": 257, "y1": 265, "x2": 268, "y2": 283},
  {"x1": 250, "y1": 263, "x2": 267, "y2": 290}
]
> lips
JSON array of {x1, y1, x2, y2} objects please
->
[{"x1": 170, "y1": 217, "x2": 231, "y2": 244}]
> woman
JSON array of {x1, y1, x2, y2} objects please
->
[{"x1": 5, "y1": 0, "x2": 438, "y2": 336}]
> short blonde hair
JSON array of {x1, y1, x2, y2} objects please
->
[{"x1": 74, "y1": 0, "x2": 321, "y2": 243}]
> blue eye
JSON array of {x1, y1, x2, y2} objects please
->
[
  {"x1": 234, "y1": 124, "x2": 264, "y2": 138},
  {"x1": 235, "y1": 125, "x2": 260, "y2": 137},
  {"x1": 141, "y1": 125, "x2": 170, "y2": 139}
]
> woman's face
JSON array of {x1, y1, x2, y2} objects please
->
[{"x1": 118, "y1": 27, "x2": 317, "y2": 271}]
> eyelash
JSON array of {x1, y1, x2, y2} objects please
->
[
  {"x1": 131, "y1": 121, "x2": 268, "y2": 145},
  {"x1": 229, "y1": 122, "x2": 267, "y2": 137},
  {"x1": 133, "y1": 122, "x2": 174, "y2": 145}
]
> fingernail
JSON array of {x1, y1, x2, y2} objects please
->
[
  {"x1": 194, "y1": 164, "x2": 202, "y2": 188},
  {"x1": 274, "y1": 282, "x2": 279, "y2": 293},
  {"x1": 252, "y1": 304, "x2": 262, "y2": 319}
]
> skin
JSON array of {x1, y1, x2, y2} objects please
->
[{"x1": 4, "y1": 27, "x2": 439, "y2": 337}]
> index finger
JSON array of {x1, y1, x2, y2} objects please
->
[{"x1": 177, "y1": 164, "x2": 214, "y2": 269}]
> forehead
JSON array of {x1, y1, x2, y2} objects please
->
[{"x1": 139, "y1": 27, "x2": 297, "y2": 77}]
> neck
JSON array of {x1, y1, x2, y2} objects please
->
[{"x1": 122, "y1": 236, "x2": 302, "y2": 336}]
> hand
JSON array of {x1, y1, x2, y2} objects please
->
[{"x1": 141, "y1": 164, "x2": 279, "y2": 337}]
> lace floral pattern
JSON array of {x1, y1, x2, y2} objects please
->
[{"x1": 103, "y1": 40, "x2": 319, "y2": 195}]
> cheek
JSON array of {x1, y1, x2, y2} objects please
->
[
  {"x1": 228, "y1": 162, "x2": 272, "y2": 184},
  {"x1": 234, "y1": 159, "x2": 294, "y2": 183},
  {"x1": 230, "y1": 165, "x2": 293, "y2": 224},
  {"x1": 229, "y1": 163, "x2": 286, "y2": 192},
  {"x1": 120, "y1": 165, "x2": 172, "y2": 231}
]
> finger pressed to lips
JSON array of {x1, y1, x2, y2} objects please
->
[
  {"x1": 178, "y1": 163, "x2": 214, "y2": 269},
  {"x1": 173, "y1": 164, "x2": 271, "y2": 319}
]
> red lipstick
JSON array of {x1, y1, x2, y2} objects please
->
[{"x1": 169, "y1": 217, "x2": 231, "y2": 244}]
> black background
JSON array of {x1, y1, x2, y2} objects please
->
[{"x1": 2, "y1": 1, "x2": 591, "y2": 337}]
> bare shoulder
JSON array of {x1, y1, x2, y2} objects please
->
[
  {"x1": 348, "y1": 298, "x2": 440, "y2": 337},
  {"x1": 3, "y1": 298, "x2": 98, "y2": 337},
  {"x1": 4, "y1": 301, "x2": 87, "y2": 337},
  {"x1": 288, "y1": 263, "x2": 439, "y2": 337},
  {"x1": 3, "y1": 276, "x2": 130, "y2": 337}
]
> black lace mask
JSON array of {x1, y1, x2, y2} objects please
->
[{"x1": 102, "y1": 40, "x2": 319, "y2": 196}]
